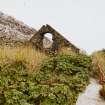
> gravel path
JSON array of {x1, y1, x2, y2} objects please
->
[{"x1": 76, "y1": 78, "x2": 105, "y2": 105}]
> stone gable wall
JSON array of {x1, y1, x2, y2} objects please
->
[{"x1": 30, "y1": 24, "x2": 79, "y2": 53}]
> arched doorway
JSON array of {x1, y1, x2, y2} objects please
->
[{"x1": 43, "y1": 33, "x2": 53, "y2": 49}]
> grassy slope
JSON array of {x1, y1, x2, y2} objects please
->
[{"x1": 0, "y1": 46, "x2": 91, "y2": 105}]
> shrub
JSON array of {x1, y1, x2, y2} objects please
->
[
  {"x1": 0, "y1": 51, "x2": 92, "y2": 105},
  {"x1": 34, "y1": 54, "x2": 92, "y2": 105},
  {"x1": 0, "y1": 61, "x2": 31, "y2": 105}
]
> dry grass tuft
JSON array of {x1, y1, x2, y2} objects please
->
[
  {"x1": 91, "y1": 50, "x2": 105, "y2": 79},
  {"x1": 92, "y1": 50, "x2": 105, "y2": 99},
  {"x1": 59, "y1": 47, "x2": 77, "y2": 55},
  {"x1": 0, "y1": 45, "x2": 48, "y2": 72}
]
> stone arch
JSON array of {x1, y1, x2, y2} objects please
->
[
  {"x1": 41, "y1": 31, "x2": 59, "y2": 52},
  {"x1": 30, "y1": 25, "x2": 59, "y2": 51},
  {"x1": 43, "y1": 33, "x2": 53, "y2": 49}
]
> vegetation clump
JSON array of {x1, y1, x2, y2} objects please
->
[
  {"x1": 34, "y1": 54, "x2": 91, "y2": 105},
  {"x1": 0, "y1": 46, "x2": 92, "y2": 105},
  {"x1": 91, "y1": 50, "x2": 105, "y2": 99}
]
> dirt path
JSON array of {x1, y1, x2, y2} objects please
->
[{"x1": 76, "y1": 78, "x2": 105, "y2": 105}]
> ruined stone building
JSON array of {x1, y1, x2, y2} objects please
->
[{"x1": 30, "y1": 24, "x2": 79, "y2": 53}]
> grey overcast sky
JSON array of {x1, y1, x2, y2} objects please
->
[{"x1": 0, "y1": 0, "x2": 105, "y2": 54}]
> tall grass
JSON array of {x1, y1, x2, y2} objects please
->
[
  {"x1": 0, "y1": 46, "x2": 78, "y2": 72},
  {"x1": 59, "y1": 47, "x2": 77, "y2": 55},
  {"x1": 0, "y1": 45, "x2": 48, "y2": 73},
  {"x1": 91, "y1": 50, "x2": 105, "y2": 79},
  {"x1": 92, "y1": 50, "x2": 105, "y2": 99}
]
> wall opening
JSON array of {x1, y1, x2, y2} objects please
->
[{"x1": 43, "y1": 33, "x2": 53, "y2": 49}]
